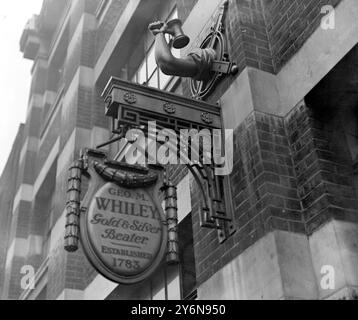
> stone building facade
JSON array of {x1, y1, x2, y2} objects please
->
[{"x1": 0, "y1": 0, "x2": 358, "y2": 300}]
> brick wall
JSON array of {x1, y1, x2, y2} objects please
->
[
  {"x1": 0, "y1": 125, "x2": 24, "y2": 298},
  {"x1": 182, "y1": 0, "x2": 274, "y2": 103},
  {"x1": 263, "y1": 0, "x2": 343, "y2": 72},
  {"x1": 228, "y1": 0, "x2": 274, "y2": 73},
  {"x1": 182, "y1": 0, "x2": 346, "y2": 103},
  {"x1": 60, "y1": 94, "x2": 78, "y2": 150},
  {"x1": 178, "y1": 0, "x2": 357, "y2": 286},
  {"x1": 76, "y1": 86, "x2": 93, "y2": 129},
  {"x1": 64, "y1": 1, "x2": 97, "y2": 88},
  {"x1": 91, "y1": 87, "x2": 108, "y2": 128},
  {"x1": 48, "y1": 193, "x2": 97, "y2": 299},
  {"x1": 37, "y1": 109, "x2": 61, "y2": 175},
  {"x1": 94, "y1": 0, "x2": 129, "y2": 64},
  {"x1": 64, "y1": 37, "x2": 82, "y2": 89},
  {"x1": 192, "y1": 110, "x2": 303, "y2": 285},
  {"x1": 286, "y1": 103, "x2": 358, "y2": 233},
  {"x1": 192, "y1": 99, "x2": 358, "y2": 285},
  {"x1": 47, "y1": 237, "x2": 67, "y2": 300}
]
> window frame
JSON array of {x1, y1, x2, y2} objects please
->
[{"x1": 130, "y1": 7, "x2": 179, "y2": 91}]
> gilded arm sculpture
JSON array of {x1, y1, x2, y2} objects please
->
[{"x1": 148, "y1": 21, "x2": 216, "y2": 81}]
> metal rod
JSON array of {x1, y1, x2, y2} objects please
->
[{"x1": 96, "y1": 135, "x2": 123, "y2": 149}]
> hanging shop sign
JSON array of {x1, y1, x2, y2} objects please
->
[
  {"x1": 83, "y1": 183, "x2": 166, "y2": 283},
  {"x1": 64, "y1": 149, "x2": 178, "y2": 285}
]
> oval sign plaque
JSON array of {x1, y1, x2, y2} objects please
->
[{"x1": 81, "y1": 182, "x2": 167, "y2": 284}]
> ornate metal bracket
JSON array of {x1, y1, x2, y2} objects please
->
[
  {"x1": 100, "y1": 78, "x2": 236, "y2": 243},
  {"x1": 186, "y1": 162, "x2": 236, "y2": 243}
]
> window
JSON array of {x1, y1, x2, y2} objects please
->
[{"x1": 131, "y1": 8, "x2": 180, "y2": 90}]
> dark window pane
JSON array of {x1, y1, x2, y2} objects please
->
[{"x1": 178, "y1": 212, "x2": 196, "y2": 299}]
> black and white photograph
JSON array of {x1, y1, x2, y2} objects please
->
[{"x1": 0, "y1": 0, "x2": 357, "y2": 309}]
